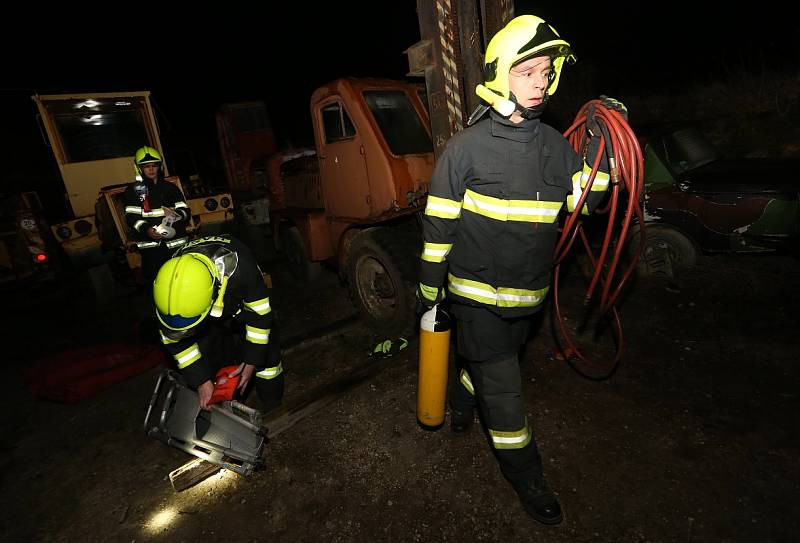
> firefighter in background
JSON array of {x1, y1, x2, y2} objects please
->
[
  {"x1": 123, "y1": 146, "x2": 191, "y2": 282},
  {"x1": 417, "y1": 15, "x2": 627, "y2": 524},
  {"x1": 153, "y1": 234, "x2": 284, "y2": 412}
]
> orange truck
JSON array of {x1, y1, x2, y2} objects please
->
[
  {"x1": 267, "y1": 78, "x2": 435, "y2": 335},
  {"x1": 215, "y1": 1, "x2": 513, "y2": 335}
]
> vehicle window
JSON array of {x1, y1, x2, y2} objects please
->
[
  {"x1": 363, "y1": 90, "x2": 433, "y2": 156},
  {"x1": 44, "y1": 97, "x2": 151, "y2": 163},
  {"x1": 321, "y1": 102, "x2": 356, "y2": 144},
  {"x1": 662, "y1": 128, "x2": 721, "y2": 175},
  {"x1": 417, "y1": 88, "x2": 430, "y2": 117}
]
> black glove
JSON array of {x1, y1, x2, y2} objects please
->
[
  {"x1": 416, "y1": 282, "x2": 444, "y2": 313},
  {"x1": 587, "y1": 95, "x2": 629, "y2": 135}
]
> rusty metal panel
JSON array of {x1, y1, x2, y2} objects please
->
[
  {"x1": 310, "y1": 79, "x2": 434, "y2": 220},
  {"x1": 413, "y1": 0, "x2": 515, "y2": 157}
]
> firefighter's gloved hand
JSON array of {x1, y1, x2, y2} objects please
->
[
  {"x1": 587, "y1": 96, "x2": 628, "y2": 136},
  {"x1": 416, "y1": 282, "x2": 444, "y2": 313},
  {"x1": 163, "y1": 207, "x2": 180, "y2": 221},
  {"x1": 197, "y1": 379, "x2": 215, "y2": 410}
]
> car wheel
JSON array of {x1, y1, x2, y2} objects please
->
[
  {"x1": 631, "y1": 225, "x2": 698, "y2": 278},
  {"x1": 346, "y1": 228, "x2": 417, "y2": 337}
]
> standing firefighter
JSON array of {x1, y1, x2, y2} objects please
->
[
  {"x1": 123, "y1": 146, "x2": 191, "y2": 282},
  {"x1": 153, "y1": 235, "x2": 284, "y2": 412},
  {"x1": 417, "y1": 14, "x2": 627, "y2": 524}
]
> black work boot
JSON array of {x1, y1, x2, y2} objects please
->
[
  {"x1": 512, "y1": 476, "x2": 563, "y2": 525},
  {"x1": 449, "y1": 405, "x2": 474, "y2": 434}
]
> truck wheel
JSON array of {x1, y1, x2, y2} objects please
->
[
  {"x1": 347, "y1": 228, "x2": 418, "y2": 337},
  {"x1": 280, "y1": 226, "x2": 321, "y2": 282},
  {"x1": 631, "y1": 225, "x2": 698, "y2": 278}
]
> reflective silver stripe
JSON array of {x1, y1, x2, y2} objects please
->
[
  {"x1": 448, "y1": 273, "x2": 549, "y2": 308},
  {"x1": 159, "y1": 331, "x2": 178, "y2": 345},
  {"x1": 246, "y1": 325, "x2": 270, "y2": 344},
  {"x1": 244, "y1": 297, "x2": 271, "y2": 315},
  {"x1": 462, "y1": 189, "x2": 561, "y2": 223},
  {"x1": 136, "y1": 241, "x2": 161, "y2": 249},
  {"x1": 141, "y1": 208, "x2": 165, "y2": 218},
  {"x1": 174, "y1": 201, "x2": 189, "y2": 209},
  {"x1": 459, "y1": 369, "x2": 474, "y2": 395},
  {"x1": 134, "y1": 220, "x2": 148, "y2": 231},
  {"x1": 489, "y1": 420, "x2": 532, "y2": 450},
  {"x1": 125, "y1": 206, "x2": 143, "y2": 215},
  {"x1": 566, "y1": 194, "x2": 590, "y2": 215},
  {"x1": 421, "y1": 242, "x2": 453, "y2": 263},
  {"x1": 577, "y1": 162, "x2": 610, "y2": 191},
  {"x1": 256, "y1": 362, "x2": 283, "y2": 379},
  {"x1": 175, "y1": 343, "x2": 201, "y2": 369},
  {"x1": 165, "y1": 237, "x2": 188, "y2": 249},
  {"x1": 424, "y1": 195, "x2": 462, "y2": 219}
]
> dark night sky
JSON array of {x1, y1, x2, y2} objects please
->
[{"x1": 3, "y1": 2, "x2": 797, "y2": 219}]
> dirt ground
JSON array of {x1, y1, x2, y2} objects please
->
[{"x1": 1, "y1": 247, "x2": 799, "y2": 543}]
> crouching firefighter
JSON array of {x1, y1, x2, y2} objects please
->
[
  {"x1": 153, "y1": 234, "x2": 284, "y2": 412},
  {"x1": 417, "y1": 14, "x2": 627, "y2": 525}
]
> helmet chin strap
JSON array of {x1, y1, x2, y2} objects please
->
[{"x1": 510, "y1": 92, "x2": 550, "y2": 119}]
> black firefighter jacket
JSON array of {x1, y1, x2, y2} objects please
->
[
  {"x1": 419, "y1": 111, "x2": 610, "y2": 318},
  {"x1": 158, "y1": 235, "x2": 277, "y2": 388},
  {"x1": 123, "y1": 176, "x2": 191, "y2": 252}
]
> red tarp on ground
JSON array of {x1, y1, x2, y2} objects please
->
[{"x1": 25, "y1": 343, "x2": 166, "y2": 403}]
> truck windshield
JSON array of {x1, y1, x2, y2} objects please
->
[
  {"x1": 363, "y1": 91, "x2": 432, "y2": 156},
  {"x1": 42, "y1": 96, "x2": 150, "y2": 163}
]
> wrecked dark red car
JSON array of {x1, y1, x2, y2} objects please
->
[{"x1": 629, "y1": 125, "x2": 800, "y2": 276}]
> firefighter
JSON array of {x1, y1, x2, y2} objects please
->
[
  {"x1": 417, "y1": 14, "x2": 627, "y2": 524},
  {"x1": 123, "y1": 146, "x2": 191, "y2": 282},
  {"x1": 153, "y1": 234, "x2": 284, "y2": 412}
]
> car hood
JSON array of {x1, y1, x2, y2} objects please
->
[{"x1": 679, "y1": 158, "x2": 800, "y2": 194}]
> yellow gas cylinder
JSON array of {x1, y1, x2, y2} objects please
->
[{"x1": 417, "y1": 304, "x2": 452, "y2": 429}]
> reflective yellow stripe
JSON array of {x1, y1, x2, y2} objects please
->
[
  {"x1": 134, "y1": 220, "x2": 148, "y2": 231},
  {"x1": 459, "y1": 369, "x2": 475, "y2": 395},
  {"x1": 246, "y1": 325, "x2": 270, "y2": 344},
  {"x1": 419, "y1": 283, "x2": 439, "y2": 302},
  {"x1": 125, "y1": 206, "x2": 142, "y2": 215},
  {"x1": 174, "y1": 201, "x2": 189, "y2": 209},
  {"x1": 141, "y1": 208, "x2": 165, "y2": 218},
  {"x1": 566, "y1": 194, "x2": 590, "y2": 215},
  {"x1": 159, "y1": 331, "x2": 178, "y2": 345},
  {"x1": 424, "y1": 195, "x2": 462, "y2": 219},
  {"x1": 136, "y1": 241, "x2": 160, "y2": 249},
  {"x1": 244, "y1": 297, "x2": 271, "y2": 315},
  {"x1": 489, "y1": 419, "x2": 532, "y2": 450},
  {"x1": 175, "y1": 343, "x2": 201, "y2": 369},
  {"x1": 256, "y1": 362, "x2": 283, "y2": 379},
  {"x1": 421, "y1": 242, "x2": 453, "y2": 263},
  {"x1": 462, "y1": 189, "x2": 561, "y2": 223},
  {"x1": 448, "y1": 273, "x2": 548, "y2": 308},
  {"x1": 165, "y1": 237, "x2": 188, "y2": 249},
  {"x1": 576, "y1": 162, "x2": 610, "y2": 191}
]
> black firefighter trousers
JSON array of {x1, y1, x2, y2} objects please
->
[{"x1": 449, "y1": 304, "x2": 545, "y2": 485}]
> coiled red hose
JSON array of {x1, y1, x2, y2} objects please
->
[{"x1": 552, "y1": 100, "x2": 646, "y2": 378}]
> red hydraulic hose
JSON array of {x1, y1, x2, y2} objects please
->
[{"x1": 552, "y1": 99, "x2": 646, "y2": 378}]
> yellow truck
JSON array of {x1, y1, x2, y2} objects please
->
[{"x1": 32, "y1": 90, "x2": 234, "y2": 287}]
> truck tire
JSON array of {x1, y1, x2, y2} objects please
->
[
  {"x1": 280, "y1": 226, "x2": 321, "y2": 282},
  {"x1": 346, "y1": 227, "x2": 418, "y2": 337},
  {"x1": 631, "y1": 225, "x2": 698, "y2": 278}
]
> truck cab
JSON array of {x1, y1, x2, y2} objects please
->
[
  {"x1": 33, "y1": 91, "x2": 234, "y2": 283},
  {"x1": 271, "y1": 78, "x2": 435, "y2": 334}
]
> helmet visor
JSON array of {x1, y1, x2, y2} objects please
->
[{"x1": 157, "y1": 308, "x2": 205, "y2": 331}]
